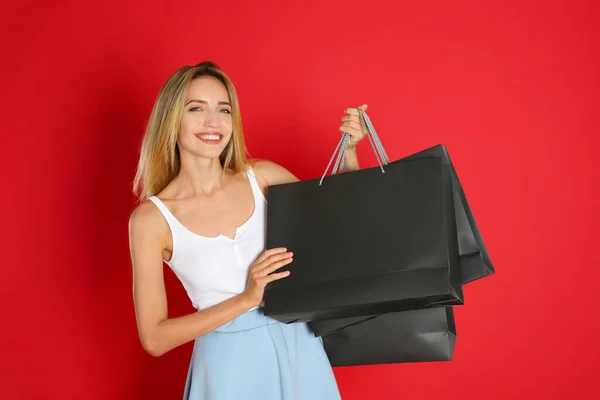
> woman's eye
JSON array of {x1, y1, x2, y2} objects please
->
[{"x1": 188, "y1": 107, "x2": 230, "y2": 113}]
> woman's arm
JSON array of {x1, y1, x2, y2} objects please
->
[
  {"x1": 252, "y1": 159, "x2": 299, "y2": 200},
  {"x1": 343, "y1": 147, "x2": 360, "y2": 172},
  {"x1": 251, "y1": 104, "x2": 367, "y2": 191},
  {"x1": 339, "y1": 104, "x2": 368, "y2": 172},
  {"x1": 128, "y1": 202, "x2": 255, "y2": 357}
]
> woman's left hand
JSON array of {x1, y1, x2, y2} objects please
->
[{"x1": 339, "y1": 104, "x2": 368, "y2": 149}]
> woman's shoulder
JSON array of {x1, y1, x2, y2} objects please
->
[
  {"x1": 128, "y1": 197, "x2": 169, "y2": 247},
  {"x1": 250, "y1": 159, "x2": 299, "y2": 187},
  {"x1": 130, "y1": 198, "x2": 159, "y2": 222}
]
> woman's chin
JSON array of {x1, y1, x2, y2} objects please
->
[{"x1": 196, "y1": 150, "x2": 226, "y2": 160}]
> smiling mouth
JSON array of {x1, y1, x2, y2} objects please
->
[{"x1": 195, "y1": 133, "x2": 223, "y2": 144}]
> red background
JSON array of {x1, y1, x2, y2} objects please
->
[{"x1": 2, "y1": 0, "x2": 599, "y2": 398}]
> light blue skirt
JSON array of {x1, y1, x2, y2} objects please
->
[{"x1": 183, "y1": 309, "x2": 341, "y2": 399}]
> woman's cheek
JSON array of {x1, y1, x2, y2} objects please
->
[{"x1": 221, "y1": 115, "x2": 233, "y2": 130}]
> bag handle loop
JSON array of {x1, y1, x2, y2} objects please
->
[{"x1": 319, "y1": 108, "x2": 391, "y2": 186}]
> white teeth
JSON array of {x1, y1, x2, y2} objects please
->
[{"x1": 200, "y1": 135, "x2": 220, "y2": 140}]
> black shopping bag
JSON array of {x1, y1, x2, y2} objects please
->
[
  {"x1": 264, "y1": 110, "x2": 463, "y2": 323},
  {"x1": 318, "y1": 307, "x2": 456, "y2": 367},
  {"x1": 309, "y1": 143, "x2": 495, "y2": 337},
  {"x1": 395, "y1": 144, "x2": 494, "y2": 283}
]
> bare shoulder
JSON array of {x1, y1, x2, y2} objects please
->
[
  {"x1": 128, "y1": 200, "x2": 168, "y2": 258},
  {"x1": 251, "y1": 159, "x2": 299, "y2": 188},
  {"x1": 129, "y1": 200, "x2": 161, "y2": 234}
]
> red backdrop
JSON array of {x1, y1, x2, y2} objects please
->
[{"x1": 3, "y1": 0, "x2": 599, "y2": 398}]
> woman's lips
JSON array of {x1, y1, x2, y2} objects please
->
[{"x1": 195, "y1": 133, "x2": 223, "y2": 144}]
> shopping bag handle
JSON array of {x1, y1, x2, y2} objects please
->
[{"x1": 319, "y1": 108, "x2": 391, "y2": 186}]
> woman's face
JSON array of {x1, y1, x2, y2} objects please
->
[{"x1": 178, "y1": 76, "x2": 233, "y2": 160}]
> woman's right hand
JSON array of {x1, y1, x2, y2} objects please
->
[{"x1": 242, "y1": 247, "x2": 293, "y2": 308}]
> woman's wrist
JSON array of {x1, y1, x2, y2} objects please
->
[{"x1": 236, "y1": 292, "x2": 257, "y2": 311}]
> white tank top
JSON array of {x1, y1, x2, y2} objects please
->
[{"x1": 148, "y1": 168, "x2": 267, "y2": 311}]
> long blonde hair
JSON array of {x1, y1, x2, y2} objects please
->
[{"x1": 132, "y1": 61, "x2": 251, "y2": 203}]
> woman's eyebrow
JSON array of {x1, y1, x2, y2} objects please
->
[{"x1": 185, "y1": 99, "x2": 232, "y2": 106}]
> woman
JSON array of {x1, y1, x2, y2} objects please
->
[{"x1": 129, "y1": 61, "x2": 368, "y2": 399}]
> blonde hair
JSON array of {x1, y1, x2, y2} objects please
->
[{"x1": 132, "y1": 61, "x2": 251, "y2": 203}]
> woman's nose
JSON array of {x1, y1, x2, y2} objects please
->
[{"x1": 203, "y1": 110, "x2": 220, "y2": 128}]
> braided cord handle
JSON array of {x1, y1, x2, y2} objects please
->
[{"x1": 319, "y1": 108, "x2": 390, "y2": 186}]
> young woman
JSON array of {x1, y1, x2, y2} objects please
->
[{"x1": 129, "y1": 61, "x2": 368, "y2": 399}]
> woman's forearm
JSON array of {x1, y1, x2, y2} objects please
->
[
  {"x1": 344, "y1": 147, "x2": 360, "y2": 172},
  {"x1": 145, "y1": 293, "x2": 254, "y2": 357}
]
